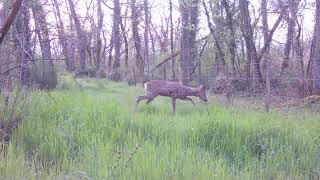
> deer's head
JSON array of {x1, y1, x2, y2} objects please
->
[{"x1": 197, "y1": 85, "x2": 207, "y2": 102}]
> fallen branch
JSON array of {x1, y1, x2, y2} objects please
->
[
  {"x1": 151, "y1": 51, "x2": 181, "y2": 72},
  {"x1": 151, "y1": 34, "x2": 211, "y2": 72}
]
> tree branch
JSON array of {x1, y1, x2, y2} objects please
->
[
  {"x1": 0, "y1": 0, "x2": 23, "y2": 44},
  {"x1": 257, "y1": 6, "x2": 287, "y2": 62}
]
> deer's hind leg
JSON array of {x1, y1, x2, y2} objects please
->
[
  {"x1": 147, "y1": 94, "x2": 158, "y2": 104},
  {"x1": 146, "y1": 94, "x2": 158, "y2": 104},
  {"x1": 136, "y1": 93, "x2": 157, "y2": 106},
  {"x1": 171, "y1": 97, "x2": 176, "y2": 113},
  {"x1": 137, "y1": 95, "x2": 148, "y2": 105}
]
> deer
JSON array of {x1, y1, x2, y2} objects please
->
[{"x1": 136, "y1": 80, "x2": 208, "y2": 112}]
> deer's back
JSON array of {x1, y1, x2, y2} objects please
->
[{"x1": 145, "y1": 80, "x2": 184, "y2": 96}]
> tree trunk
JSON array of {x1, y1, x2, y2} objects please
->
[
  {"x1": 261, "y1": 0, "x2": 269, "y2": 65},
  {"x1": 31, "y1": 0, "x2": 53, "y2": 66},
  {"x1": 179, "y1": 0, "x2": 199, "y2": 85},
  {"x1": 131, "y1": 0, "x2": 143, "y2": 79},
  {"x1": 143, "y1": 0, "x2": 150, "y2": 82},
  {"x1": 261, "y1": 0, "x2": 271, "y2": 111},
  {"x1": 149, "y1": 26, "x2": 156, "y2": 61},
  {"x1": 309, "y1": 0, "x2": 320, "y2": 94},
  {"x1": 95, "y1": 0, "x2": 104, "y2": 70},
  {"x1": 15, "y1": 1, "x2": 32, "y2": 85},
  {"x1": 169, "y1": 0, "x2": 176, "y2": 80},
  {"x1": 239, "y1": 0, "x2": 262, "y2": 88},
  {"x1": 281, "y1": 0, "x2": 296, "y2": 72},
  {"x1": 52, "y1": 0, "x2": 74, "y2": 72},
  {"x1": 203, "y1": 0, "x2": 225, "y2": 74},
  {"x1": 120, "y1": 7, "x2": 129, "y2": 68},
  {"x1": 64, "y1": 0, "x2": 76, "y2": 70},
  {"x1": 113, "y1": 0, "x2": 121, "y2": 69},
  {"x1": 222, "y1": 0, "x2": 237, "y2": 76},
  {"x1": 67, "y1": 0, "x2": 86, "y2": 71},
  {"x1": 296, "y1": 21, "x2": 305, "y2": 97},
  {"x1": 108, "y1": 26, "x2": 114, "y2": 72}
]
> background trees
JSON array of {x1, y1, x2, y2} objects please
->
[{"x1": 0, "y1": 0, "x2": 319, "y2": 95}]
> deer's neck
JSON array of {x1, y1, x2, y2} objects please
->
[{"x1": 185, "y1": 87, "x2": 198, "y2": 96}]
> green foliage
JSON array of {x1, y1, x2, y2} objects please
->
[
  {"x1": 0, "y1": 78, "x2": 319, "y2": 179},
  {"x1": 30, "y1": 62, "x2": 58, "y2": 90}
]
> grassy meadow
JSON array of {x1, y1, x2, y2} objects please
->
[{"x1": 1, "y1": 76, "x2": 320, "y2": 179}]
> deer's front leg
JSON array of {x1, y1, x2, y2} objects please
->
[
  {"x1": 171, "y1": 97, "x2": 176, "y2": 113},
  {"x1": 181, "y1": 97, "x2": 195, "y2": 106}
]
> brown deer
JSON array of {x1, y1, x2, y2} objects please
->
[{"x1": 136, "y1": 80, "x2": 207, "y2": 112}]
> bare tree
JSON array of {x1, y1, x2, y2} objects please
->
[
  {"x1": 112, "y1": 0, "x2": 121, "y2": 69},
  {"x1": 143, "y1": 0, "x2": 150, "y2": 82},
  {"x1": 261, "y1": 0, "x2": 269, "y2": 64},
  {"x1": 151, "y1": 14, "x2": 170, "y2": 79},
  {"x1": 222, "y1": 0, "x2": 237, "y2": 76},
  {"x1": 295, "y1": 18, "x2": 305, "y2": 97},
  {"x1": 15, "y1": 1, "x2": 32, "y2": 85},
  {"x1": 239, "y1": 0, "x2": 261, "y2": 81},
  {"x1": 203, "y1": 0, "x2": 225, "y2": 74},
  {"x1": 31, "y1": 0, "x2": 53, "y2": 66},
  {"x1": 281, "y1": 0, "x2": 297, "y2": 72},
  {"x1": 67, "y1": 0, "x2": 87, "y2": 71},
  {"x1": 108, "y1": 26, "x2": 114, "y2": 72},
  {"x1": 131, "y1": 0, "x2": 143, "y2": 79},
  {"x1": 308, "y1": 0, "x2": 320, "y2": 94},
  {"x1": 95, "y1": 0, "x2": 104, "y2": 70},
  {"x1": 239, "y1": 0, "x2": 286, "y2": 86},
  {"x1": 120, "y1": 4, "x2": 129, "y2": 68},
  {"x1": 179, "y1": 0, "x2": 199, "y2": 84},
  {"x1": 52, "y1": 0, "x2": 74, "y2": 71},
  {"x1": 169, "y1": 0, "x2": 175, "y2": 80}
]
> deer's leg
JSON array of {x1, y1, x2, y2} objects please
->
[
  {"x1": 171, "y1": 97, "x2": 176, "y2": 113},
  {"x1": 146, "y1": 94, "x2": 158, "y2": 105},
  {"x1": 136, "y1": 95, "x2": 148, "y2": 105},
  {"x1": 137, "y1": 93, "x2": 156, "y2": 106},
  {"x1": 181, "y1": 97, "x2": 195, "y2": 106}
]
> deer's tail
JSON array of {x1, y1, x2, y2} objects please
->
[{"x1": 143, "y1": 81, "x2": 150, "y2": 91}]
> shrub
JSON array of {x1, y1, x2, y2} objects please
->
[
  {"x1": 108, "y1": 71, "x2": 122, "y2": 82},
  {"x1": 73, "y1": 68, "x2": 106, "y2": 78},
  {"x1": 96, "y1": 69, "x2": 107, "y2": 78},
  {"x1": 74, "y1": 68, "x2": 95, "y2": 78},
  {"x1": 30, "y1": 62, "x2": 57, "y2": 90}
]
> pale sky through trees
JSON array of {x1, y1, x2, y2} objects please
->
[
  {"x1": 66, "y1": 0, "x2": 316, "y2": 41},
  {"x1": 0, "y1": 0, "x2": 316, "y2": 47}
]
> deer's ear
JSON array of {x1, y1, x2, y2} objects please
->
[{"x1": 199, "y1": 85, "x2": 205, "y2": 91}]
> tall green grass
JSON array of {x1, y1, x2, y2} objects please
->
[{"x1": 1, "y1": 77, "x2": 319, "y2": 179}]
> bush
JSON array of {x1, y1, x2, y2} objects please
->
[
  {"x1": 30, "y1": 62, "x2": 57, "y2": 90},
  {"x1": 74, "y1": 68, "x2": 95, "y2": 78},
  {"x1": 73, "y1": 68, "x2": 106, "y2": 78},
  {"x1": 108, "y1": 71, "x2": 122, "y2": 82},
  {"x1": 96, "y1": 69, "x2": 107, "y2": 78}
]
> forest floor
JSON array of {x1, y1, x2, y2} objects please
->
[{"x1": 1, "y1": 75, "x2": 320, "y2": 179}]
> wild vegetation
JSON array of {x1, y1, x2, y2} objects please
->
[
  {"x1": 1, "y1": 0, "x2": 320, "y2": 179},
  {"x1": 0, "y1": 77, "x2": 319, "y2": 179}
]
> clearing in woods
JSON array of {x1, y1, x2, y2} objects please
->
[{"x1": 1, "y1": 76, "x2": 320, "y2": 179}]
